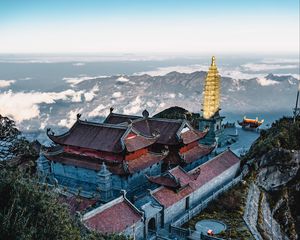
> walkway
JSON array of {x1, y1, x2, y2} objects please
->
[{"x1": 243, "y1": 183, "x2": 263, "y2": 240}]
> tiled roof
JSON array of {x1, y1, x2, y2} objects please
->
[
  {"x1": 127, "y1": 152, "x2": 166, "y2": 173},
  {"x1": 48, "y1": 120, "x2": 127, "y2": 153},
  {"x1": 147, "y1": 175, "x2": 179, "y2": 188},
  {"x1": 180, "y1": 144, "x2": 214, "y2": 164},
  {"x1": 104, "y1": 113, "x2": 142, "y2": 124},
  {"x1": 170, "y1": 167, "x2": 192, "y2": 186},
  {"x1": 93, "y1": 112, "x2": 208, "y2": 146},
  {"x1": 148, "y1": 166, "x2": 195, "y2": 189},
  {"x1": 152, "y1": 150, "x2": 240, "y2": 208},
  {"x1": 180, "y1": 129, "x2": 208, "y2": 144},
  {"x1": 132, "y1": 118, "x2": 183, "y2": 145},
  {"x1": 83, "y1": 196, "x2": 142, "y2": 234},
  {"x1": 48, "y1": 119, "x2": 162, "y2": 153},
  {"x1": 124, "y1": 134, "x2": 158, "y2": 152},
  {"x1": 45, "y1": 152, "x2": 102, "y2": 171},
  {"x1": 45, "y1": 151, "x2": 165, "y2": 175}
]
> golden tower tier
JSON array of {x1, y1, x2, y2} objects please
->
[{"x1": 202, "y1": 56, "x2": 221, "y2": 119}]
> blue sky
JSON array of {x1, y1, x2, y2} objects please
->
[{"x1": 0, "y1": 0, "x2": 299, "y2": 54}]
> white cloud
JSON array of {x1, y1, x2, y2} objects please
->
[
  {"x1": 39, "y1": 114, "x2": 50, "y2": 130},
  {"x1": 88, "y1": 104, "x2": 108, "y2": 117},
  {"x1": 116, "y1": 76, "x2": 130, "y2": 82},
  {"x1": 58, "y1": 109, "x2": 82, "y2": 128},
  {"x1": 0, "y1": 80, "x2": 15, "y2": 88},
  {"x1": 112, "y1": 92, "x2": 122, "y2": 98},
  {"x1": 84, "y1": 85, "x2": 99, "y2": 102},
  {"x1": 72, "y1": 62, "x2": 85, "y2": 66},
  {"x1": 63, "y1": 75, "x2": 107, "y2": 87},
  {"x1": 261, "y1": 58, "x2": 300, "y2": 64},
  {"x1": 146, "y1": 101, "x2": 156, "y2": 108},
  {"x1": 256, "y1": 77, "x2": 280, "y2": 86},
  {"x1": 158, "y1": 102, "x2": 166, "y2": 108},
  {"x1": 242, "y1": 63, "x2": 298, "y2": 72},
  {"x1": 0, "y1": 89, "x2": 88, "y2": 123},
  {"x1": 219, "y1": 67, "x2": 264, "y2": 80},
  {"x1": 19, "y1": 77, "x2": 32, "y2": 81},
  {"x1": 0, "y1": 55, "x2": 175, "y2": 64},
  {"x1": 134, "y1": 64, "x2": 208, "y2": 76},
  {"x1": 166, "y1": 93, "x2": 176, "y2": 99},
  {"x1": 123, "y1": 96, "x2": 142, "y2": 115}
]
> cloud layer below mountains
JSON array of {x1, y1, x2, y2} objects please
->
[
  {"x1": 0, "y1": 58, "x2": 298, "y2": 133},
  {"x1": 0, "y1": 80, "x2": 16, "y2": 88},
  {"x1": 0, "y1": 86, "x2": 99, "y2": 123}
]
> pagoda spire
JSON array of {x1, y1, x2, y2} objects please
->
[{"x1": 202, "y1": 56, "x2": 221, "y2": 119}]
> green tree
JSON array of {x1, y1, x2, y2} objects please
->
[{"x1": 0, "y1": 116, "x2": 129, "y2": 240}]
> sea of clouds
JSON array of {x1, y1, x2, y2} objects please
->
[{"x1": 0, "y1": 56, "x2": 299, "y2": 134}]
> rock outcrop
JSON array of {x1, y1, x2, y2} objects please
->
[
  {"x1": 256, "y1": 149, "x2": 299, "y2": 191},
  {"x1": 243, "y1": 117, "x2": 300, "y2": 239}
]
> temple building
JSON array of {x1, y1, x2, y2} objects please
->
[
  {"x1": 37, "y1": 56, "x2": 242, "y2": 239},
  {"x1": 238, "y1": 116, "x2": 264, "y2": 130},
  {"x1": 38, "y1": 110, "x2": 213, "y2": 200},
  {"x1": 105, "y1": 110, "x2": 214, "y2": 171},
  {"x1": 199, "y1": 56, "x2": 226, "y2": 146},
  {"x1": 81, "y1": 149, "x2": 240, "y2": 239}
]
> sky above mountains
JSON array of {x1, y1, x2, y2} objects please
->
[{"x1": 0, "y1": 0, "x2": 299, "y2": 54}]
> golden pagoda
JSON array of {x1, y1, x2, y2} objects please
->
[
  {"x1": 199, "y1": 56, "x2": 226, "y2": 147},
  {"x1": 202, "y1": 56, "x2": 220, "y2": 119}
]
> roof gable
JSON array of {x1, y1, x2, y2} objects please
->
[
  {"x1": 152, "y1": 150, "x2": 240, "y2": 207},
  {"x1": 83, "y1": 196, "x2": 142, "y2": 234},
  {"x1": 48, "y1": 120, "x2": 127, "y2": 153},
  {"x1": 104, "y1": 112, "x2": 142, "y2": 124},
  {"x1": 123, "y1": 130, "x2": 158, "y2": 152},
  {"x1": 132, "y1": 118, "x2": 184, "y2": 145}
]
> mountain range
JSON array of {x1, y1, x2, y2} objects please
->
[{"x1": 14, "y1": 71, "x2": 299, "y2": 141}]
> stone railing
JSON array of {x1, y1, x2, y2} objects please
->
[
  {"x1": 169, "y1": 225, "x2": 190, "y2": 239},
  {"x1": 199, "y1": 232, "x2": 224, "y2": 240}
]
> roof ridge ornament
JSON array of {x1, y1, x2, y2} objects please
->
[
  {"x1": 46, "y1": 128, "x2": 54, "y2": 136},
  {"x1": 110, "y1": 107, "x2": 114, "y2": 113},
  {"x1": 142, "y1": 109, "x2": 149, "y2": 118},
  {"x1": 98, "y1": 162, "x2": 111, "y2": 175},
  {"x1": 76, "y1": 113, "x2": 81, "y2": 120}
]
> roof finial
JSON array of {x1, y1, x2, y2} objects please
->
[
  {"x1": 98, "y1": 162, "x2": 111, "y2": 175},
  {"x1": 110, "y1": 107, "x2": 114, "y2": 113},
  {"x1": 142, "y1": 109, "x2": 149, "y2": 118},
  {"x1": 76, "y1": 113, "x2": 81, "y2": 120},
  {"x1": 211, "y1": 56, "x2": 216, "y2": 66},
  {"x1": 101, "y1": 161, "x2": 107, "y2": 171}
]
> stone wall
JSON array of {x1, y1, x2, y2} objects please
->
[
  {"x1": 50, "y1": 160, "x2": 162, "y2": 198},
  {"x1": 184, "y1": 155, "x2": 210, "y2": 172},
  {"x1": 125, "y1": 162, "x2": 162, "y2": 192},
  {"x1": 164, "y1": 162, "x2": 240, "y2": 225},
  {"x1": 123, "y1": 220, "x2": 144, "y2": 240}
]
